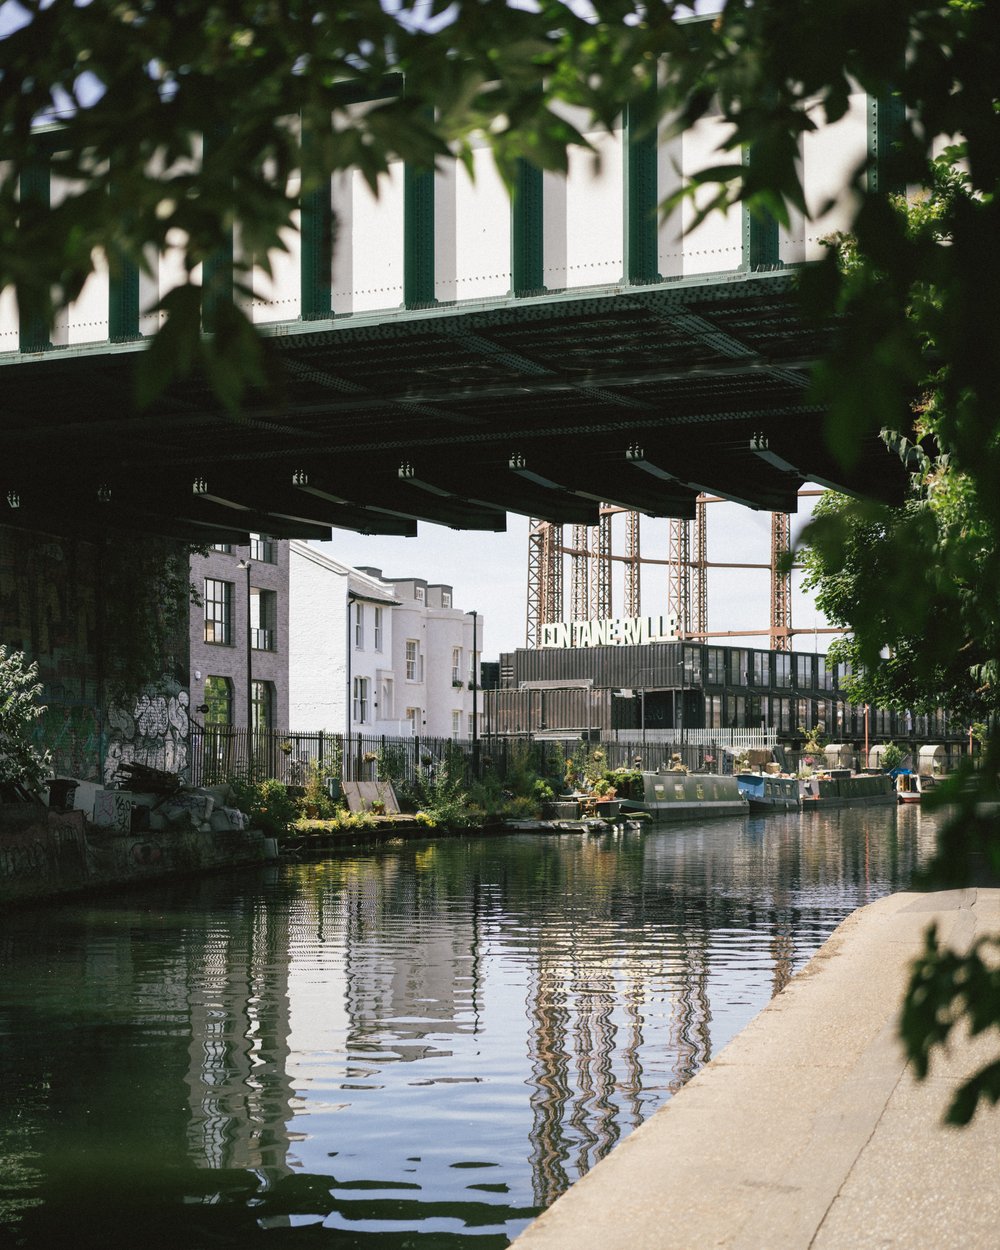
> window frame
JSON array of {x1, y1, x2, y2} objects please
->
[{"x1": 203, "y1": 578, "x2": 233, "y2": 646}]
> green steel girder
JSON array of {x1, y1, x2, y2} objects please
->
[{"x1": 0, "y1": 269, "x2": 907, "y2": 539}]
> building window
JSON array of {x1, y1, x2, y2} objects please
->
[
  {"x1": 795, "y1": 654, "x2": 813, "y2": 689},
  {"x1": 442, "y1": 591, "x2": 451, "y2": 608},
  {"x1": 415, "y1": 586, "x2": 425, "y2": 603},
  {"x1": 380, "y1": 677, "x2": 393, "y2": 719},
  {"x1": 251, "y1": 680, "x2": 274, "y2": 732},
  {"x1": 706, "y1": 694, "x2": 723, "y2": 728},
  {"x1": 682, "y1": 645, "x2": 702, "y2": 685},
  {"x1": 406, "y1": 639, "x2": 421, "y2": 681},
  {"x1": 777, "y1": 697, "x2": 794, "y2": 731},
  {"x1": 752, "y1": 651, "x2": 769, "y2": 686},
  {"x1": 203, "y1": 676, "x2": 232, "y2": 725},
  {"x1": 452, "y1": 647, "x2": 462, "y2": 685},
  {"x1": 250, "y1": 588, "x2": 277, "y2": 651},
  {"x1": 452, "y1": 710, "x2": 462, "y2": 737},
  {"x1": 211, "y1": 543, "x2": 232, "y2": 554},
  {"x1": 354, "y1": 601, "x2": 364, "y2": 649},
  {"x1": 706, "y1": 648, "x2": 725, "y2": 684},
  {"x1": 468, "y1": 713, "x2": 474, "y2": 739},
  {"x1": 249, "y1": 534, "x2": 277, "y2": 564},
  {"x1": 374, "y1": 606, "x2": 383, "y2": 651},
  {"x1": 204, "y1": 579, "x2": 233, "y2": 645},
  {"x1": 406, "y1": 706, "x2": 420, "y2": 733},
  {"x1": 353, "y1": 676, "x2": 369, "y2": 724},
  {"x1": 774, "y1": 652, "x2": 792, "y2": 688}
]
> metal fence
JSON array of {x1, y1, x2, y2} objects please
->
[{"x1": 187, "y1": 727, "x2": 724, "y2": 790}]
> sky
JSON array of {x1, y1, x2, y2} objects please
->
[{"x1": 312, "y1": 489, "x2": 833, "y2": 661}]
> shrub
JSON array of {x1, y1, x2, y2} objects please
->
[
  {"x1": 229, "y1": 776, "x2": 299, "y2": 839},
  {"x1": 298, "y1": 760, "x2": 339, "y2": 820},
  {"x1": 0, "y1": 646, "x2": 51, "y2": 796}
]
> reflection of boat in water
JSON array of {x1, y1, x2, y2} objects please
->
[
  {"x1": 800, "y1": 772, "x2": 896, "y2": 810},
  {"x1": 736, "y1": 772, "x2": 800, "y2": 812},
  {"x1": 620, "y1": 772, "x2": 749, "y2": 821}
]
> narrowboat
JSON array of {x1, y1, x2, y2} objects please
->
[
  {"x1": 735, "y1": 772, "x2": 801, "y2": 812},
  {"x1": 800, "y1": 772, "x2": 896, "y2": 810},
  {"x1": 620, "y1": 772, "x2": 749, "y2": 821}
]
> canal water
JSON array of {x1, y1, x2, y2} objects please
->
[{"x1": 0, "y1": 806, "x2": 942, "y2": 1248}]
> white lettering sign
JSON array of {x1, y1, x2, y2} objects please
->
[{"x1": 540, "y1": 614, "x2": 678, "y2": 649}]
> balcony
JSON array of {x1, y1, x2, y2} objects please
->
[{"x1": 252, "y1": 628, "x2": 276, "y2": 652}]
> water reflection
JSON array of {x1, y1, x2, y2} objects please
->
[{"x1": 0, "y1": 807, "x2": 940, "y2": 1247}]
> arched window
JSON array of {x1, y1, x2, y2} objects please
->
[{"x1": 204, "y1": 676, "x2": 232, "y2": 726}]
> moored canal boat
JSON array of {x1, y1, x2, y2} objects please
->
[
  {"x1": 735, "y1": 772, "x2": 801, "y2": 812},
  {"x1": 800, "y1": 772, "x2": 896, "y2": 810},
  {"x1": 895, "y1": 771, "x2": 939, "y2": 804},
  {"x1": 620, "y1": 772, "x2": 749, "y2": 821}
]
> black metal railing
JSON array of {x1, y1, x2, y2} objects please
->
[{"x1": 186, "y1": 726, "x2": 723, "y2": 791}]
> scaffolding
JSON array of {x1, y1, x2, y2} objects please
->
[{"x1": 526, "y1": 499, "x2": 809, "y2": 648}]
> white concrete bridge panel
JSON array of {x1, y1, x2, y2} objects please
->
[
  {"x1": 47, "y1": 172, "x2": 110, "y2": 345},
  {"x1": 60, "y1": 255, "x2": 110, "y2": 346},
  {"x1": 332, "y1": 162, "x2": 405, "y2": 314},
  {"x1": 782, "y1": 91, "x2": 868, "y2": 264},
  {"x1": 435, "y1": 144, "x2": 511, "y2": 303},
  {"x1": 676, "y1": 114, "x2": 742, "y2": 276},
  {"x1": 657, "y1": 127, "x2": 685, "y2": 279},
  {"x1": 0, "y1": 286, "x2": 18, "y2": 353},
  {"x1": 545, "y1": 112, "x2": 624, "y2": 290},
  {"x1": 247, "y1": 212, "x2": 303, "y2": 325}
]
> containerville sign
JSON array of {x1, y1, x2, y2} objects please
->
[{"x1": 540, "y1": 614, "x2": 678, "y2": 649}]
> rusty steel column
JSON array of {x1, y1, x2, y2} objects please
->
[
  {"x1": 543, "y1": 522, "x2": 563, "y2": 630},
  {"x1": 770, "y1": 511, "x2": 792, "y2": 651},
  {"x1": 692, "y1": 497, "x2": 708, "y2": 637},
  {"x1": 667, "y1": 518, "x2": 691, "y2": 635},
  {"x1": 624, "y1": 509, "x2": 641, "y2": 619},
  {"x1": 571, "y1": 523, "x2": 590, "y2": 623},
  {"x1": 596, "y1": 507, "x2": 613, "y2": 620},
  {"x1": 526, "y1": 518, "x2": 544, "y2": 648}
]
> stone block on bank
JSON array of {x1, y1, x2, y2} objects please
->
[
  {"x1": 93, "y1": 789, "x2": 131, "y2": 832},
  {"x1": 71, "y1": 781, "x2": 101, "y2": 820},
  {"x1": 210, "y1": 807, "x2": 250, "y2": 832},
  {"x1": 160, "y1": 792, "x2": 215, "y2": 829}
]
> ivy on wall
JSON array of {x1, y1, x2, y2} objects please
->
[{"x1": 97, "y1": 537, "x2": 202, "y2": 704}]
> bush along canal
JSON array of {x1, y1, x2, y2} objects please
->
[{"x1": 0, "y1": 805, "x2": 942, "y2": 1248}]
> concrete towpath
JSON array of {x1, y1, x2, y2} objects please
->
[{"x1": 510, "y1": 889, "x2": 1000, "y2": 1250}]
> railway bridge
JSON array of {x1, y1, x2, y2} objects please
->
[{"x1": 1, "y1": 86, "x2": 908, "y2": 547}]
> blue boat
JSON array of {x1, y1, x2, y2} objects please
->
[{"x1": 736, "y1": 772, "x2": 801, "y2": 812}]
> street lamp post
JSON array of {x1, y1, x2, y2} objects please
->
[
  {"x1": 238, "y1": 559, "x2": 253, "y2": 772},
  {"x1": 468, "y1": 610, "x2": 479, "y2": 779}
]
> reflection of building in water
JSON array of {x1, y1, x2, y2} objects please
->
[
  {"x1": 665, "y1": 930, "x2": 712, "y2": 1095},
  {"x1": 184, "y1": 896, "x2": 295, "y2": 1182},
  {"x1": 324, "y1": 854, "x2": 485, "y2": 1062},
  {"x1": 522, "y1": 897, "x2": 713, "y2": 1207}
]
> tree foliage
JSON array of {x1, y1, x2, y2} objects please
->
[{"x1": 0, "y1": 645, "x2": 51, "y2": 795}]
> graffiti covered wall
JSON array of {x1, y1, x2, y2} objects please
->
[{"x1": 0, "y1": 526, "x2": 191, "y2": 782}]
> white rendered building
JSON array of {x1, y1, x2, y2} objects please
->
[
  {"x1": 288, "y1": 542, "x2": 401, "y2": 734},
  {"x1": 360, "y1": 570, "x2": 483, "y2": 741},
  {"x1": 289, "y1": 544, "x2": 483, "y2": 739}
]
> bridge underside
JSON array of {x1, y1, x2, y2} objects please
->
[{"x1": 0, "y1": 272, "x2": 905, "y2": 545}]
